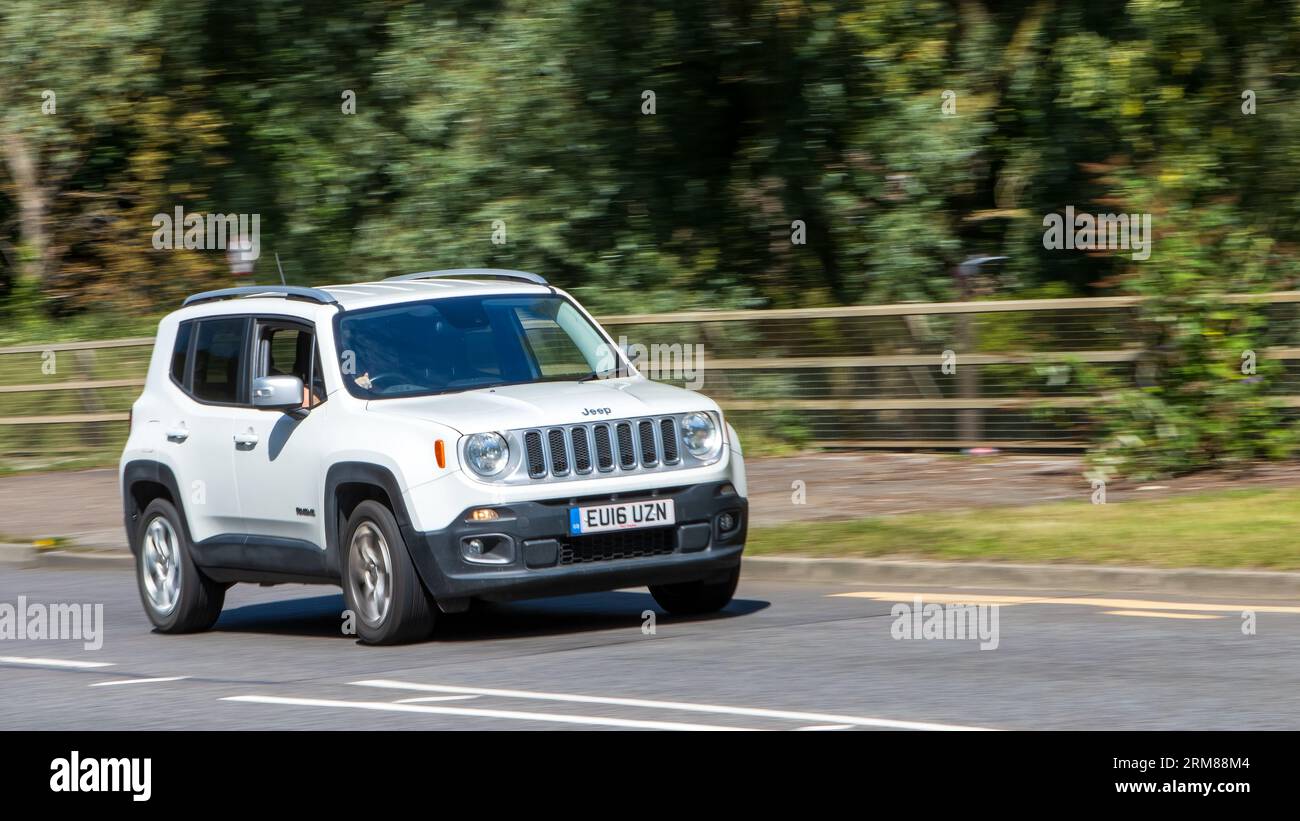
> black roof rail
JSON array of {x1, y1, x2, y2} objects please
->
[
  {"x1": 384, "y1": 268, "x2": 548, "y2": 286},
  {"x1": 182, "y1": 285, "x2": 339, "y2": 308}
]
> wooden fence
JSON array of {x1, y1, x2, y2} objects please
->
[{"x1": 4, "y1": 292, "x2": 1300, "y2": 467}]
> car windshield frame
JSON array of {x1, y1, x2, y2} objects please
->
[{"x1": 331, "y1": 292, "x2": 624, "y2": 400}]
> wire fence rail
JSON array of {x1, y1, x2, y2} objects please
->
[{"x1": 4, "y1": 293, "x2": 1300, "y2": 468}]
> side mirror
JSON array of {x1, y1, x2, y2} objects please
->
[{"x1": 252, "y1": 375, "x2": 304, "y2": 411}]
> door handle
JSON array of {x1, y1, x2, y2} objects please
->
[
  {"x1": 165, "y1": 425, "x2": 189, "y2": 443},
  {"x1": 233, "y1": 430, "x2": 259, "y2": 447}
]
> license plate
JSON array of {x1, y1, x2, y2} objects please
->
[{"x1": 569, "y1": 499, "x2": 676, "y2": 535}]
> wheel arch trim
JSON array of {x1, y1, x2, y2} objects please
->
[
  {"x1": 121, "y1": 460, "x2": 194, "y2": 556},
  {"x1": 324, "y1": 462, "x2": 426, "y2": 585}
]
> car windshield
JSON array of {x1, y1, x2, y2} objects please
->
[{"x1": 335, "y1": 294, "x2": 617, "y2": 399}]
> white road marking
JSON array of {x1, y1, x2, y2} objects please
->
[
  {"x1": 833, "y1": 591, "x2": 1300, "y2": 614},
  {"x1": 797, "y1": 724, "x2": 854, "y2": 731},
  {"x1": 351, "y1": 679, "x2": 995, "y2": 731},
  {"x1": 393, "y1": 695, "x2": 480, "y2": 704},
  {"x1": 0, "y1": 656, "x2": 113, "y2": 669},
  {"x1": 90, "y1": 676, "x2": 189, "y2": 687},
  {"x1": 222, "y1": 694, "x2": 755, "y2": 731}
]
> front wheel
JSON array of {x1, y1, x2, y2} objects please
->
[
  {"x1": 342, "y1": 500, "x2": 436, "y2": 645},
  {"x1": 135, "y1": 498, "x2": 225, "y2": 633},
  {"x1": 649, "y1": 566, "x2": 740, "y2": 615}
]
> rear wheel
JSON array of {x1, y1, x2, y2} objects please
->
[
  {"x1": 649, "y1": 566, "x2": 740, "y2": 615},
  {"x1": 135, "y1": 498, "x2": 225, "y2": 633},
  {"x1": 342, "y1": 500, "x2": 436, "y2": 645}
]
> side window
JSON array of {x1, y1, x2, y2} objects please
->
[
  {"x1": 256, "y1": 323, "x2": 325, "y2": 408},
  {"x1": 170, "y1": 321, "x2": 193, "y2": 386},
  {"x1": 191, "y1": 317, "x2": 249, "y2": 404}
]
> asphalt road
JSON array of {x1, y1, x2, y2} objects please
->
[{"x1": 2, "y1": 564, "x2": 1298, "y2": 730}]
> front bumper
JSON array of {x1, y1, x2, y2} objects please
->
[{"x1": 399, "y1": 480, "x2": 747, "y2": 609}]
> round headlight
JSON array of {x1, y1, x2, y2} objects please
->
[
  {"x1": 680, "y1": 412, "x2": 721, "y2": 459},
  {"x1": 465, "y1": 432, "x2": 510, "y2": 477}
]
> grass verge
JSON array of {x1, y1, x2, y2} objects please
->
[{"x1": 746, "y1": 487, "x2": 1300, "y2": 570}]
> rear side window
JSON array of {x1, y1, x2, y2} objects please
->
[
  {"x1": 170, "y1": 322, "x2": 193, "y2": 385},
  {"x1": 191, "y1": 317, "x2": 248, "y2": 404}
]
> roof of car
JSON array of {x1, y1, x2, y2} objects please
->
[
  {"x1": 320, "y1": 275, "x2": 552, "y2": 311},
  {"x1": 174, "y1": 270, "x2": 555, "y2": 318}
]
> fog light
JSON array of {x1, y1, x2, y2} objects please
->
[
  {"x1": 718, "y1": 512, "x2": 737, "y2": 532},
  {"x1": 459, "y1": 534, "x2": 515, "y2": 565},
  {"x1": 467, "y1": 508, "x2": 499, "y2": 522}
]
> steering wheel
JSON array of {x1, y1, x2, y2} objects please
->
[
  {"x1": 360, "y1": 372, "x2": 425, "y2": 395},
  {"x1": 360, "y1": 372, "x2": 401, "y2": 387}
]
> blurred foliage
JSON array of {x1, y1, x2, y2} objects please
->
[
  {"x1": 4, "y1": 0, "x2": 1300, "y2": 476},
  {"x1": 7, "y1": 0, "x2": 1300, "y2": 322}
]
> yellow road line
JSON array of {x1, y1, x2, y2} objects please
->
[
  {"x1": 831, "y1": 591, "x2": 1300, "y2": 614},
  {"x1": 1102, "y1": 610, "x2": 1223, "y2": 620},
  {"x1": 832, "y1": 592, "x2": 1041, "y2": 606}
]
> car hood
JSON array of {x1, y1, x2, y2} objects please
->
[{"x1": 365, "y1": 378, "x2": 719, "y2": 434}]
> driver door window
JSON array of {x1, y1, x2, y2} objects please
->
[{"x1": 256, "y1": 322, "x2": 325, "y2": 409}]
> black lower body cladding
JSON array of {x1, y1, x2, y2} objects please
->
[{"x1": 400, "y1": 481, "x2": 747, "y2": 608}]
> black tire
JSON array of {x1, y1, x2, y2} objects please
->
[
  {"x1": 135, "y1": 498, "x2": 225, "y2": 633},
  {"x1": 649, "y1": 566, "x2": 740, "y2": 615},
  {"x1": 341, "y1": 500, "x2": 436, "y2": 645}
]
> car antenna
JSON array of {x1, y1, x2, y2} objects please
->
[{"x1": 275, "y1": 252, "x2": 287, "y2": 286}]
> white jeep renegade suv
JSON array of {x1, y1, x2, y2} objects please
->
[{"x1": 120, "y1": 270, "x2": 748, "y2": 643}]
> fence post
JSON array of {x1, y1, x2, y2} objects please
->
[
  {"x1": 954, "y1": 256, "x2": 1004, "y2": 444},
  {"x1": 73, "y1": 348, "x2": 106, "y2": 449},
  {"x1": 955, "y1": 313, "x2": 981, "y2": 442}
]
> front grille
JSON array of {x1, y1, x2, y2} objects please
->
[
  {"x1": 559, "y1": 527, "x2": 676, "y2": 565},
  {"x1": 547, "y1": 428, "x2": 569, "y2": 475},
  {"x1": 616, "y1": 423, "x2": 636, "y2": 468},
  {"x1": 593, "y1": 424, "x2": 614, "y2": 470},
  {"x1": 659, "y1": 418, "x2": 679, "y2": 463},
  {"x1": 504, "y1": 413, "x2": 713, "y2": 484},
  {"x1": 525, "y1": 431, "x2": 546, "y2": 478},
  {"x1": 571, "y1": 426, "x2": 592, "y2": 473},
  {"x1": 638, "y1": 420, "x2": 657, "y2": 466}
]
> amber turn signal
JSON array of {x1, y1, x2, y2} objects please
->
[{"x1": 435, "y1": 439, "x2": 446, "y2": 469}]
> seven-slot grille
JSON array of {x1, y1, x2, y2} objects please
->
[{"x1": 524, "y1": 416, "x2": 684, "y2": 480}]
